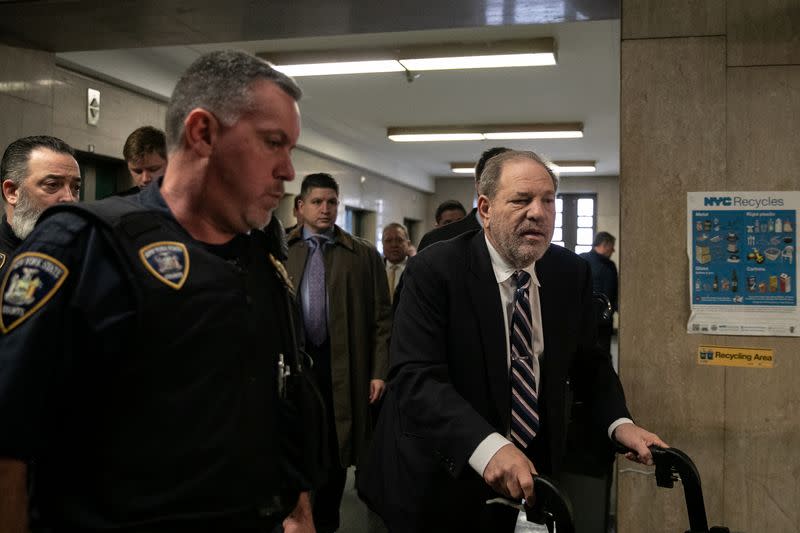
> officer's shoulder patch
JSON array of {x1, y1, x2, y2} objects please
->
[
  {"x1": 1, "y1": 252, "x2": 69, "y2": 334},
  {"x1": 269, "y1": 253, "x2": 294, "y2": 295},
  {"x1": 139, "y1": 241, "x2": 190, "y2": 290}
]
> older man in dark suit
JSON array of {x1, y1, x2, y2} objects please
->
[{"x1": 358, "y1": 150, "x2": 665, "y2": 532}]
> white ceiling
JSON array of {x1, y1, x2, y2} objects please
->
[{"x1": 57, "y1": 19, "x2": 620, "y2": 193}]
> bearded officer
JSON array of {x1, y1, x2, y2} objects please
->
[{"x1": 0, "y1": 136, "x2": 81, "y2": 279}]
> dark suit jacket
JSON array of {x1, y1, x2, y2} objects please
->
[
  {"x1": 357, "y1": 230, "x2": 630, "y2": 529},
  {"x1": 580, "y1": 249, "x2": 619, "y2": 312},
  {"x1": 417, "y1": 207, "x2": 481, "y2": 251},
  {"x1": 391, "y1": 208, "x2": 481, "y2": 316}
]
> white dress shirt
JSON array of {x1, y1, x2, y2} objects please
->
[
  {"x1": 468, "y1": 236, "x2": 631, "y2": 476},
  {"x1": 385, "y1": 257, "x2": 407, "y2": 293}
]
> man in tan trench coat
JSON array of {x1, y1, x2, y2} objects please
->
[{"x1": 285, "y1": 172, "x2": 391, "y2": 533}]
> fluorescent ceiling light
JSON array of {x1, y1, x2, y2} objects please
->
[
  {"x1": 389, "y1": 133, "x2": 485, "y2": 142},
  {"x1": 0, "y1": 79, "x2": 65, "y2": 93},
  {"x1": 552, "y1": 161, "x2": 597, "y2": 173},
  {"x1": 451, "y1": 160, "x2": 596, "y2": 174},
  {"x1": 399, "y1": 52, "x2": 555, "y2": 71},
  {"x1": 388, "y1": 123, "x2": 583, "y2": 142},
  {"x1": 275, "y1": 60, "x2": 404, "y2": 77},
  {"x1": 262, "y1": 38, "x2": 556, "y2": 77},
  {"x1": 484, "y1": 130, "x2": 583, "y2": 140},
  {"x1": 450, "y1": 163, "x2": 476, "y2": 174}
]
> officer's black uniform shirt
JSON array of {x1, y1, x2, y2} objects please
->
[
  {"x1": 0, "y1": 214, "x2": 22, "y2": 278},
  {"x1": 115, "y1": 184, "x2": 142, "y2": 197},
  {"x1": 0, "y1": 180, "x2": 301, "y2": 530}
]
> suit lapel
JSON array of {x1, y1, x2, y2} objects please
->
[
  {"x1": 467, "y1": 233, "x2": 510, "y2": 431},
  {"x1": 285, "y1": 239, "x2": 310, "y2": 289},
  {"x1": 535, "y1": 247, "x2": 560, "y2": 401}
]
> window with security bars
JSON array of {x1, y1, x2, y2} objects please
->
[{"x1": 552, "y1": 194, "x2": 596, "y2": 254}]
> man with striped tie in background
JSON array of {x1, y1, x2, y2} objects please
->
[{"x1": 358, "y1": 150, "x2": 666, "y2": 532}]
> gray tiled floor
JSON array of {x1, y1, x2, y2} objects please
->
[{"x1": 337, "y1": 468, "x2": 376, "y2": 532}]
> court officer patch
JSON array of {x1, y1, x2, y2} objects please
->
[
  {"x1": 1, "y1": 252, "x2": 69, "y2": 333},
  {"x1": 139, "y1": 241, "x2": 190, "y2": 289}
]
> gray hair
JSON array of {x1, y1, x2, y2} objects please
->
[
  {"x1": 1, "y1": 135, "x2": 75, "y2": 203},
  {"x1": 478, "y1": 150, "x2": 558, "y2": 199},
  {"x1": 165, "y1": 50, "x2": 302, "y2": 151},
  {"x1": 382, "y1": 222, "x2": 409, "y2": 241}
]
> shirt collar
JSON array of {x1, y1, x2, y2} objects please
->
[
  {"x1": 387, "y1": 257, "x2": 408, "y2": 268},
  {"x1": 484, "y1": 234, "x2": 540, "y2": 288},
  {"x1": 140, "y1": 177, "x2": 246, "y2": 247},
  {"x1": 302, "y1": 225, "x2": 335, "y2": 242}
]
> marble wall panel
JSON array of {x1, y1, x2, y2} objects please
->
[
  {"x1": 727, "y1": 0, "x2": 800, "y2": 67},
  {"x1": 618, "y1": 36, "x2": 726, "y2": 533},
  {"x1": 622, "y1": 0, "x2": 725, "y2": 40}
]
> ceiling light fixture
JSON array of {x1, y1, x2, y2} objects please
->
[
  {"x1": 388, "y1": 122, "x2": 583, "y2": 142},
  {"x1": 262, "y1": 38, "x2": 555, "y2": 77},
  {"x1": 450, "y1": 163, "x2": 476, "y2": 174},
  {"x1": 276, "y1": 60, "x2": 404, "y2": 77},
  {"x1": 450, "y1": 160, "x2": 597, "y2": 174},
  {"x1": 551, "y1": 161, "x2": 597, "y2": 173}
]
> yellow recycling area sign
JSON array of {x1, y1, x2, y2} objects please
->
[{"x1": 697, "y1": 345, "x2": 774, "y2": 368}]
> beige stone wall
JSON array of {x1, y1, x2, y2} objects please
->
[
  {"x1": 619, "y1": 2, "x2": 800, "y2": 533},
  {"x1": 277, "y1": 149, "x2": 429, "y2": 246},
  {"x1": 0, "y1": 44, "x2": 56, "y2": 152},
  {"x1": 51, "y1": 67, "x2": 167, "y2": 160}
]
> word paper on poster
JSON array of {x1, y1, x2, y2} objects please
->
[{"x1": 687, "y1": 191, "x2": 799, "y2": 337}]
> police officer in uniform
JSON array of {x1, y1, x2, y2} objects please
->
[
  {"x1": 0, "y1": 210, "x2": 19, "y2": 278},
  {"x1": 0, "y1": 136, "x2": 81, "y2": 279},
  {"x1": 0, "y1": 51, "x2": 316, "y2": 533}
]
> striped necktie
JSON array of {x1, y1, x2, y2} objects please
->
[{"x1": 509, "y1": 270, "x2": 540, "y2": 449}]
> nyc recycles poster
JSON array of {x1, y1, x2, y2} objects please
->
[{"x1": 687, "y1": 191, "x2": 799, "y2": 337}]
